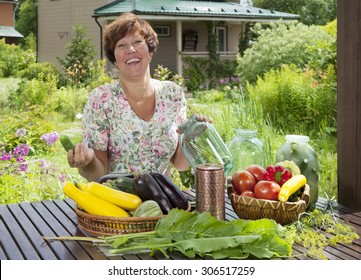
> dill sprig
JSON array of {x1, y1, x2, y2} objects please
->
[{"x1": 285, "y1": 207, "x2": 359, "y2": 259}]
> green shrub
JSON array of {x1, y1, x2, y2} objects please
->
[
  {"x1": 0, "y1": 39, "x2": 36, "y2": 77},
  {"x1": 182, "y1": 56, "x2": 208, "y2": 91},
  {"x1": 8, "y1": 73, "x2": 58, "y2": 110},
  {"x1": 86, "y1": 59, "x2": 112, "y2": 90},
  {"x1": 236, "y1": 22, "x2": 336, "y2": 84},
  {"x1": 246, "y1": 64, "x2": 337, "y2": 134},
  {"x1": 153, "y1": 64, "x2": 184, "y2": 86},
  {"x1": 18, "y1": 62, "x2": 60, "y2": 83}
]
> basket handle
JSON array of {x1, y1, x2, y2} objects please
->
[{"x1": 301, "y1": 184, "x2": 311, "y2": 208}]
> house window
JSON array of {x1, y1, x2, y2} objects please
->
[
  {"x1": 155, "y1": 25, "x2": 171, "y2": 37},
  {"x1": 216, "y1": 27, "x2": 227, "y2": 52}
]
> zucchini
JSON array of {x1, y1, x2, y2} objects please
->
[
  {"x1": 63, "y1": 181, "x2": 130, "y2": 217},
  {"x1": 84, "y1": 181, "x2": 142, "y2": 210},
  {"x1": 97, "y1": 173, "x2": 137, "y2": 195}
]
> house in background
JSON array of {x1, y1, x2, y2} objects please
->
[
  {"x1": 0, "y1": 0, "x2": 23, "y2": 44},
  {"x1": 37, "y1": 0, "x2": 299, "y2": 75}
]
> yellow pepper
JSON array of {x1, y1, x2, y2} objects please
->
[
  {"x1": 63, "y1": 181, "x2": 130, "y2": 217},
  {"x1": 278, "y1": 174, "x2": 307, "y2": 202},
  {"x1": 84, "y1": 181, "x2": 142, "y2": 210}
]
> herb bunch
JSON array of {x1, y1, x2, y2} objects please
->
[{"x1": 285, "y1": 208, "x2": 359, "y2": 259}]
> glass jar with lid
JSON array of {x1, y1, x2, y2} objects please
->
[
  {"x1": 228, "y1": 129, "x2": 265, "y2": 176},
  {"x1": 178, "y1": 115, "x2": 233, "y2": 176}
]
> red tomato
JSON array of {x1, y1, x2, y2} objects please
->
[
  {"x1": 246, "y1": 164, "x2": 267, "y2": 182},
  {"x1": 240, "y1": 190, "x2": 256, "y2": 198},
  {"x1": 231, "y1": 170, "x2": 256, "y2": 194},
  {"x1": 254, "y1": 180, "x2": 281, "y2": 200}
]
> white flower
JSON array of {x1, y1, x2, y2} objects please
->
[{"x1": 76, "y1": 113, "x2": 83, "y2": 119}]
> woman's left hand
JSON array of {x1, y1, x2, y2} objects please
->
[{"x1": 195, "y1": 114, "x2": 213, "y2": 123}]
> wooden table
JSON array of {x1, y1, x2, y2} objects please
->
[{"x1": 1, "y1": 191, "x2": 360, "y2": 260}]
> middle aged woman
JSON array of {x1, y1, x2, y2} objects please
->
[{"x1": 67, "y1": 13, "x2": 208, "y2": 182}]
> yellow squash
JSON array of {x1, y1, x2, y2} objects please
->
[
  {"x1": 63, "y1": 181, "x2": 130, "y2": 217},
  {"x1": 84, "y1": 181, "x2": 142, "y2": 210},
  {"x1": 278, "y1": 174, "x2": 307, "y2": 202}
]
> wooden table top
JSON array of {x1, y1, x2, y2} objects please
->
[{"x1": 1, "y1": 191, "x2": 360, "y2": 260}]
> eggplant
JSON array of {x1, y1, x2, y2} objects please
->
[
  {"x1": 133, "y1": 173, "x2": 173, "y2": 214},
  {"x1": 150, "y1": 172, "x2": 189, "y2": 210}
]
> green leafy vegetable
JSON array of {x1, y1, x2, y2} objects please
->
[{"x1": 99, "y1": 209, "x2": 292, "y2": 259}]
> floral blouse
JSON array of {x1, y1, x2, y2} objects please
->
[{"x1": 82, "y1": 79, "x2": 187, "y2": 174}]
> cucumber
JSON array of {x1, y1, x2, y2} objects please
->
[
  {"x1": 133, "y1": 200, "x2": 163, "y2": 217},
  {"x1": 60, "y1": 135, "x2": 75, "y2": 152}
]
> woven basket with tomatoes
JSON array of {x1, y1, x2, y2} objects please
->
[{"x1": 227, "y1": 164, "x2": 310, "y2": 225}]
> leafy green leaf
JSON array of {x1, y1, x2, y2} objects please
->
[{"x1": 101, "y1": 209, "x2": 292, "y2": 259}]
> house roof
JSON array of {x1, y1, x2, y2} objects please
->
[
  {"x1": 93, "y1": 0, "x2": 299, "y2": 20},
  {"x1": 0, "y1": 26, "x2": 23, "y2": 38}
]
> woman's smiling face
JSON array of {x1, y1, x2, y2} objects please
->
[{"x1": 114, "y1": 31, "x2": 152, "y2": 81}]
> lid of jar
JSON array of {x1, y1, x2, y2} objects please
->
[
  {"x1": 236, "y1": 129, "x2": 258, "y2": 136},
  {"x1": 285, "y1": 135, "x2": 309, "y2": 143}
]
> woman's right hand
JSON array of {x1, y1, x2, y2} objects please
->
[{"x1": 67, "y1": 142, "x2": 95, "y2": 169}]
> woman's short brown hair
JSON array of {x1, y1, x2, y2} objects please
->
[{"x1": 103, "y1": 13, "x2": 159, "y2": 64}]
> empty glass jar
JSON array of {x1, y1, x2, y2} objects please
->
[
  {"x1": 178, "y1": 115, "x2": 233, "y2": 176},
  {"x1": 228, "y1": 129, "x2": 265, "y2": 176}
]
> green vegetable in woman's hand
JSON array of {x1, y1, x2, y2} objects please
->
[{"x1": 60, "y1": 135, "x2": 75, "y2": 152}]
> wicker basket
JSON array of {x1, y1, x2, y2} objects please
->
[
  {"x1": 74, "y1": 205, "x2": 163, "y2": 236},
  {"x1": 227, "y1": 184, "x2": 310, "y2": 225}
]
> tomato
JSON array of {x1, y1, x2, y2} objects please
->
[
  {"x1": 240, "y1": 190, "x2": 256, "y2": 198},
  {"x1": 254, "y1": 180, "x2": 281, "y2": 200},
  {"x1": 231, "y1": 170, "x2": 256, "y2": 194},
  {"x1": 246, "y1": 164, "x2": 267, "y2": 182}
]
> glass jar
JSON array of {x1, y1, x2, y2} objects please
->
[
  {"x1": 178, "y1": 115, "x2": 233, "y2": 176},
  {"x1": 276, "y1": 135, "x2": 319, "y2": 210},
  {"x1": 228, "y1": 129, "x2": 265, "y2": 176}
]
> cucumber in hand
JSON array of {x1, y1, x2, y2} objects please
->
[{"x1": 60, "y1": 135, "x2": 75, "y2": 152}]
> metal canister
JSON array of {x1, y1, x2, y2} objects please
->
[{"x1": 195, "y1": 163, "x2": 225, "y2": 220}]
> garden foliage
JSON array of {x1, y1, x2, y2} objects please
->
[
  {"x1": 252, "y1": 0, "x2": 337, "y2": 26},
  {"x1": 236, "y1": 21, "x2": 336, "y2": 84},
  {"x1": 0, "y1": 18, "x2": 338, "y2": 203}
]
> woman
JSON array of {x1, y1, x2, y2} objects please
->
[{"x1": 67, "y1": 13, "x2": 207, "y2": 182}]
